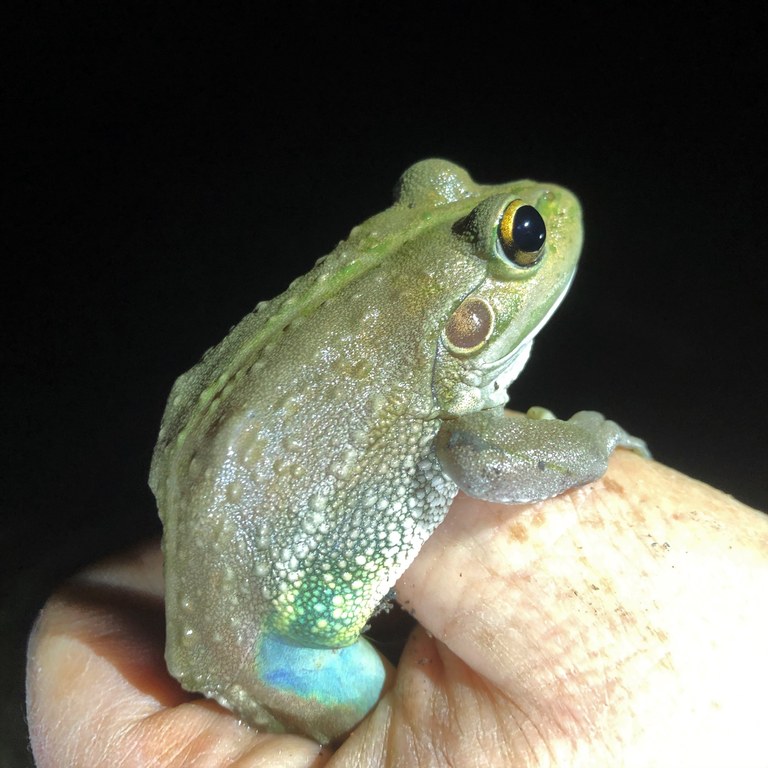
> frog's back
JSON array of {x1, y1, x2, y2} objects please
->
[
  {"x1": 151, "y1": 213, "x2": 398, "y2": 501},
  {"x1": 149, "y1": 159, "x2": 487, "y2": 498}
]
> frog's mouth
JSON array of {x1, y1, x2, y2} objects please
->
[
  {"x1": 480, "y1": 341, "x2": 533, "y2": 402},
  {"x1": 476, "y1": 272, "x2": 574, "y2": 403}
]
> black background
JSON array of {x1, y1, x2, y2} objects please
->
[{"x1": 3, "y1": 4, "x2": 766, "y2": 764}]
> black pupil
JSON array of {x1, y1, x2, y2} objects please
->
[{"x1": 513, "y1": 205, "x2": 546, "y2": 252}]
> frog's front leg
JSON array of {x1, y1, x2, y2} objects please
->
[{"x1": 435, "y1": 406, "x2": 649, "y2": 504}]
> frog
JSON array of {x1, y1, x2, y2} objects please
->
[{"x1": 149, "y1": 159, "x2": 648, "y2": 745}]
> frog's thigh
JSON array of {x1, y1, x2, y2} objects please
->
[
  {"x1": 435, "y1": 408, "x2": 623, "y2": 504},
  {"x1": 249, "y1": 631, "x2": 386, "y2": 742},
  {"x1": 164, "y1": 529, "x2": 387, "y2": 744}
]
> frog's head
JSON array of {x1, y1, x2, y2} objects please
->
[{"x1": 395, "y1": 159, "x2": 583, "y2": 416}]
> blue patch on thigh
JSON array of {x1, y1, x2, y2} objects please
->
[{"x1": 256, "y1": 632, "x2": 386, "y2": 711}]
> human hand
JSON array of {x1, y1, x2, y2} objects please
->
[{"x1": 27, "y1": 451, "x2": 768, "y2": 767}]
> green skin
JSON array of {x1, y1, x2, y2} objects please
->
[{"x1": 150, "y1": 160, "x2": 648, "y2": 744}]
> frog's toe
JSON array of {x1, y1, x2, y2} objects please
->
[
  {"x1": 618, "y1": 433, "x2": 652, "y2": 459},
  {"x1": 526, "y1": 406, "x2": 557, "y2": 420},
  {"x1": 568, "y1": 410, "x2": 651, "y2": 459}
]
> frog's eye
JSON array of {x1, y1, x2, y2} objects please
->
[
  {"x1": 498, "y1": 200, "x2": 546, "y2": 267},
  {"x1": 444, "y1": 296, "x2": 495, "y2": 355}
]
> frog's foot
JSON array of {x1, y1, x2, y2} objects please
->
[
  {"x1": 436, "y1": 405, "x2": 650, "y2": 504},
  {"x1": 521, "y1": 407, "x2": 649, "y2": 457},
  {"x1": 542, "y1": 408, "x2": 651, "y2": 459},
  {"x1": 251, "y1": 630, "x2": 387, "y2": 744}
]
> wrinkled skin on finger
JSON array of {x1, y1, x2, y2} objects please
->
[{"x1": 27, "y1": 452, "x2": 768, "y2": 768}]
